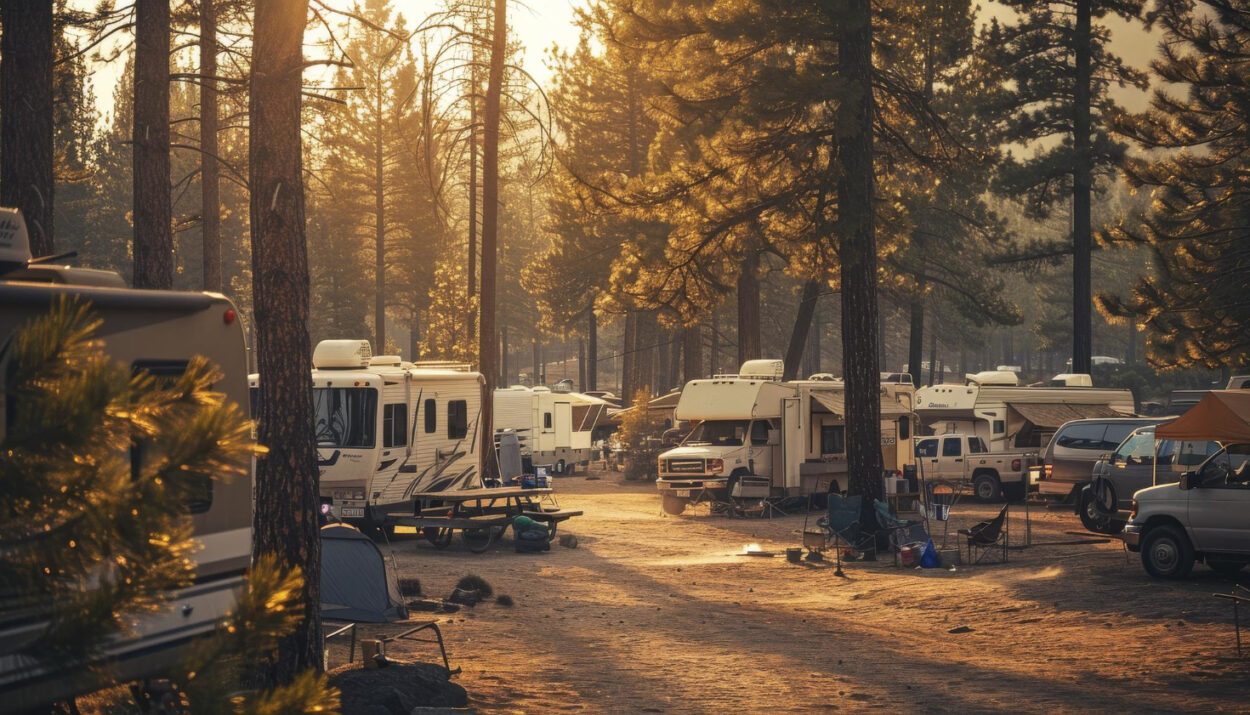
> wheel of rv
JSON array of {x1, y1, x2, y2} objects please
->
[
  {"x1": 463, "y1": 525, "x2": 503, "y2": 553},
  {"x1": 972, "y1": 472, "x2": 1002, "y2": 502},
  {"x1": 423, "y1": 527, "x2": 453, "y2": 549},
  {"x1": 661, "y1": 494, "x2": 688, "y2": 516}
]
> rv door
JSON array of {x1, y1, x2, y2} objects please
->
[
  {"x1": 780, "y1": 397, "x2": 802, "y2": 491},
  {"x1": 555, "y1": 401, "x2": 573, "y2": 448}
]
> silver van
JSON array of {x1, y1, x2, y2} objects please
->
[{"x1": 1037, "y1": 418, "x2": 1159, "y2": 501}]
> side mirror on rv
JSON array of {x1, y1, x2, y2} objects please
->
[{"x1": 1178, "y1": 471, "x2": 1196, "y2": 491}]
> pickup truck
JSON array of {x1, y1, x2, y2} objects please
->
[{"x1": 914, "y1": 434, "x2": 1040, "y2": 501}]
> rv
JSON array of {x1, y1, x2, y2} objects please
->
[
  {"x1": 914, "y1": 370, "x2": 1135, "y2": 453},
  {"x1": 493, "y1": 384, "x2": 610, "y2": 474},
  {"x1": 251, "y1": 340, "x2": 485, "y2": 529},
  {"x1": 0, "y1": 208, "x2": 252, "y2": 707},
  {"x1": 655, "y1": 360, "x2": 918, "y2": 515}
]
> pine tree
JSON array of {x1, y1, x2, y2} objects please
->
[{"x1": 0, "y1": 0, "x2": 55, "y2": 256}]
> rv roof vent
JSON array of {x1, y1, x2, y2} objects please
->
[
  {"x1": 739, "y1": 359, "x2": 784, "y2": 380},
  {"x1": 552, "y1": 378, "x2": 574, "y2": 393},
  {"x1": 965, "y1": 370, "x2": 1019, "y2": 387},
  {"x1": 313, "y1": 339, "x2": 372, "y2": 369},
  {"x1": 1049, "y1": 373, "x2": 1093, "y2": 387},
  {"x1": 369, "y1": 355, "x2": 403, "y2": 367},
  {"x1": 808, "y1": 373, "x2": 838, "y2": 381}
]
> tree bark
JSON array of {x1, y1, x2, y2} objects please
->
[
  {"x1": 577, "y1": 337, "x2": 586, "y2": 391},
  {"x1": 803, "y1": 304, "x2": 821, "y2": 378},
  {"x1": 836, "y1": 0, "x2": 882, "y2": 503},
  {"x1": 531, "y1": 338, "x2": 539, "y2": 386},
  {"x1": 587, "y1": 307, "x2": 598, "y2": 391},
  {"x1": 0, "y1": 0, "x2": 54, "y2": 257},
  {"x1": 409, "y1": 312, "x2": 421, "y2": 361},
  {"x1": 709, "y1": 310, "x2": 720, "y2": 375},
  {"x1": 682, "y1": 323, "x2": 701, "y2": 383},
  {"x1": 928, "y1": 323, "x2": 937, "y2": 387},
  {"x1": 200, "y1": 0, "x2": 220, "y2": 292},
  {"x1": 783, "y1": 279, "x2": 821, "y2": 381},
  {"x1": 249, "y1": 0, "x2": 320, "y2": 684},
  {"x1": 467, "y1": 12, "x2": 479, "y2": 341},
  {"x1": 477, "y1": 0, "x2": 505, "y2": 477},
  {"x1": 736, "y1": 250, "x2": 761, "y2": 366},
  {"x1": 1072, "y1": 0, "x2": 1093, "y2": 375},
  {"x1": 668, "y1": 330, "x2": 681, "y2": 392},
  {"x1": 907, "y1": 284, "x2": 925, "y2": 388},
  {"x1": 132, "y1": 0, "x2": 173, "y2": 289},
  {"x1": 621, "y1": 311, "x2": 636, "y2": 402},
  {"x1": 373, "y1": 67, "x2": 387, "y2": 351},
  {"x1": 633, "y1": 311, "x2": 657, "y2": 403}
]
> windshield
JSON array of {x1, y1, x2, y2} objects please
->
[
  {"x1": 686, "y1": 420, "x2": 749, "y2": 447},
  {"x1": 314, "y1": 387, "x2": 377, "y2": 448}
]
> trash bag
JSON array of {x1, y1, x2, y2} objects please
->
[
  {"x1": 515, "y1": 525, "x2": 551, "y2": 553},
  {"x1": 920, "y1": 538, "x2": 941, "y2": 569}
]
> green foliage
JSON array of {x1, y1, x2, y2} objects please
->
[{"x1": 0, "y1": 298, "x2": 254, "y2": 668}]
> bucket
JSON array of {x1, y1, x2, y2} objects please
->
[
  {"x1": 786, "y1": 547, "x2": 803, "y2": 563},
  {"x1": 900, "y1": 546, "x2": 918, "y2": 567}
]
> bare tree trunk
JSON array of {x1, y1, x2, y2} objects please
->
[
  {"x1": 531, "y1": 338, "x2": 539, "y2": 386},
  {"x1": 0, "y1": 0, "x2": 54, "y2": 256},
  {"x1": 373, "y1": 78, "x2": 386, "y2": 351},
  {"x1": 1072, "y1": 0, "x2": 1093, "y2": 375},
  {"x1": 928, "y1": 324, "x2": 937, "y2": 387},
  {"x1": 803, "y1": 300, "x2": 821, "y2": 377},
  {"x1": 577, "y1": 337, "x2": 586, "y2": 391},
  {"x1": 736, "y1": 250, "x2": 761, "y2": 365},
  {"x1": 409, "y1": 312, "x2": 421, "y2": 361},
  {"x1": 467, "y1": 12, "x2": 479, "y2": 341},
  {"x1": 668, "y1": 331, "x2": 681, "y2": 392},
  {"x1": 200, "y1": 0, "x2": 220, "y2": 291},
  {"x1": 621, "y1": 311, "x2": 636, "y2": 402},
  {"x1": 249, "y1": 0, "x2": 320, "y2": 684},
  {"x1": 710, "y1": 310, "x2": 720, "y2": 375},
  {"x1": 587, "y1": 307, "x2": 598, "y2": 390},
  {"x1": 835, "y1": 0, "x2": 882, "y2": 503},
  {"x1": 633, "y1": 311, "x2": 657, "y2": 402},
  {"x1": 907, "y1": 285, "x2": 925, "y2": 388},
  {"x1": 653, "y1": 330, "x2": 669, "y2": 394},
  {"x1": 783, "y1": 279, "x2": 821, "y2": 381},
  {"x1": 477, "y1": 0, "x2": 505, "y2": 477},
  {"x1": 133, "y1": 0, "x2": 173, "y2": 289},
  {"x1": 682, "y1": 323, "x2": 701, "y2": 382}
]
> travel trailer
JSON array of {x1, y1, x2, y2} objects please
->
[
  {"x1": 655, "y1": 360, "x2": 918, "y2": 514},
  {"x1": 251, "y1": 340, "x2": 485, "y2": 529},
  {"x1": 914, "y1": 370, "x2": 1136, "y2": 453},
  {"x1": 0, "y1": 208, "x2": 252, "y2": 707},
  {"x1": 493, "y1": 384, "x2": 610, "y2": 474}
]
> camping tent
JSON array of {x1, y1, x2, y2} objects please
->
[
  {"x1": 1156, "y1": 391, "x2": 1250, "y2": 444},
  {"x1": 320, "y1": 524, "x2": 408, "y2": 623}
]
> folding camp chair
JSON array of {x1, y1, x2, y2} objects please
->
[
  {"x1": 959, "y1": 504, "x2": 1009, "y2": 564},
  {"x1": 817, "y1": 494, "x2": 876, "y2": 575},
  {"x1": 873, "y1": 499, "x2": 928, "y2": 565}
]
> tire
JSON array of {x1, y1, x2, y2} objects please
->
[
  {"x1": 1208, "y1": 559, "x2": 1247, "y2": 575},
  {"x1": 1079, "y1": 489, "x2": 1115, "y2": 534},
  {"x1": 661, "y1": 494, "x2": 688, "y2": 515},
  {"x1": 1141, "y1": 525, "x2": 1195, "y2": 579},
  {"x1": 972, "y1": 473, "x2": 1002, "y2": 502}
]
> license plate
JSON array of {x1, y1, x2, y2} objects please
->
[
  {"x1": 675, "y1": 489, "x2": 691, "y2": 497},
  {"x1": 339, "y1": 507, "x2": 364, "y2": 518}
]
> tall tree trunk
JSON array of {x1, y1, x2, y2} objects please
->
[
  {"x1": 907, "y1": 283, "x2": 925, "y2": 388},
  {"x1": 477, "y1": 0, "x2": 505, "y2": 476},
  {"x1": 500, "y1": 326, "x2": 508, "y2": 383},
  {"x1": 467, "y1": 56, "x2": 478, "y2": 341},
  {"x1": 373, "y1": 80, "x2": 387, "y2": 351},
  {"x1": 409, "y1": 312, "x2": 421, "y2": 361},
  {"x1": 133, "y1": 0, "x2": 173, "y2": 289},
  {"x1": 621, "y1": 311, "x2": 636, "y2": 402},
  {"x1": 587, "y1": 307, "x2": 598, "y2": 391},
  {"x1": 877, "y1": 295, "x2": 887, "y2": 369},
  {"x1": 803, "y1": 304, "x2": 821, "y2": 378},
  {"x1": 1072, "y1": 0, "x2": 1093, "y2": 375},
  {"x1": 531, "y1": 338, "x2": 539, "y2": 386},
  {"x1": 654, "y1": 330, "x2": 669, "y2": 394},
  {"x1": 783, "y1": 279, "x2": 821, "y2": 381},
  {"x1": 836, "y1": 0, "x2": 882, "y2": 503},
  {"x1": 0, "y1": 1, "x2": 54, "y2": 256},
  {"x1": 249, "y1": 0, "x2": 319, "y2": 684},
  {"x1": 668, "y1": 331, "x2": 681, "y2": 392},
  {"x1": 200, "y1": 0, "x2": 220, "y2": 292},
  {"x1": 577, "y1": 337, "x2": 586, "y2": 391},
  {"x1": 928, "y1": 324, "x2": 937, "y2": 387},
  {"x1": 736, "y1": 250, "x2": 761, "y2": 365},
  {"x1": 633, "y1": 311, "x2": 657, "y2": 402},
  {"x1": 709, "y1": 310, "x2": 720, "y2": 375},
  {"x1": 682, "y1": 323, "x2": 701, "y2": 383},
  {"x1": 1126, "y1": 317, "x2": 1137, "y2": 365}
]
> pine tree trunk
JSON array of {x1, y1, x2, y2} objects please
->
[
  {"x1": 500, "y1": 326, "x2": 508, "y2": 383},
  {"x1": 587, "y1": 307, "x2": 598, "y2": 390},
  {"x1": 477, "y1": 0, "x2": 505, "y2": 477},
  {"x1": 907, "y1": 288, "x2": 925, "y2": 388},
  {"x1": 532, "y1": 338, "x2": 540, "y2": 386},
  {"x1": 668, "y1": 332, "x2": 681, "y2": 392},
  {"x1": 409, "y1": 312, "x2": 421, "y2": 361},
  {"x1": 0, "y1": 0, "x2": 54, "y2": 256},
  {"x1": 802, "y1": 305, "x2": 821, "y2": 378},
  {"x1": 200, "y1": 0, "x2": 220, "y2": 292},
  {"x1": 249, "y1": 0, "x2": 320, "y2": 684},
  {"x1": 374, "y1": 81, "x2": 386, "y2": 352},
  {"x1": 621, "y1": 311, "x2": 636, "y2": 402},
  {"x1": 133, "y1": 0, "x2": 173, "y2": 289},
  {"x1": 1072, "y1": 0, "x2": 1093, "y2": 375},
  {"x1": 577, "y1": 337, "x2": 586, "y2": 391},
  {"x1": 709, "y1": 310, "x2": 720, "y2": 375},
  {"x1": 467, "y1": 67, "x2": 477, "y2": 339},
  {"x1": 783, "y1": 279, "x2": 821, "y2": 381},
  {"x1": 682, "y1": 323, "x2": 701, "y2": 382},
  {"x1": 1126, "y1": 318, "x2": 1136, "y2": 365},
  {"x1": 836, "y1": 0, "x2": 882, "y2": 502},
  {"x1": 633, "y1": 311, "x2": 657, "y2": 402},
  {"x1": 928, "y1": 325, "x2": 937, "y2": 387},
  {"x1": 736, "y1": 250, "x2": 761, "y2": 365}
]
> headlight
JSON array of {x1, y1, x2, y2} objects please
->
[
  {"x1": 1129, "y1": 499, "x2": 1138, "y2": 520},
  {"x1": 707, "y1": 458, "x2": 724, "y2": 474}
]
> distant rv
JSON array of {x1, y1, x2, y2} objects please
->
[
  {"x1": 493, "y1": 383, "x2": 609, "y2": 474},
  {"x1": 250, "y1": 339, "x2": 484, "y2": 529},
  {"x1": 915, "y1": 370, "x2": 1135, "y2": 452}
]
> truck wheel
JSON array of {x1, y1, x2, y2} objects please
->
[
  {"x1": 972, "y1": 473, "x2": 1001, "y2": 502},
  {"x1": 1078, "y1": 490, "x2": 1115, "y2": 534},
  {"x1": 661, "y1": 495, "x2": 688, "y2": 516},
  {"x1": 1208, "y1": 559, "x2": 1247, "y2": 575},
  {"x1": 1141, "y1": 525, "x2": 1195, "y2": 579}
]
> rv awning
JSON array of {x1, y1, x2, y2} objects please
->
[
  {"x1": 1156, "y1": 391, "x2": 1250, "y2": 443},
  {"x1": 809, "y1": 392, "x2": 844, "y2": 417},
  {"x1": 879, "y1": 399, "x2": 914, "y2": 417},
  {"x1": 1008, "y1": 402, "x2": 1121, "y2": 429}
]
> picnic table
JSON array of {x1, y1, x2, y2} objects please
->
[{"x1": 391, "y1": 487, "x2": 582, "y2": 553}]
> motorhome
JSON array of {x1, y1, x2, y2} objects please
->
[
  {"x1": 914, "y1": 370, "x2": 1135, "y2": 453},
  {"x1": 251, "y1": 339, "x2": 485, "y2": 528},
  {"x1": 655, "y1": 360, "x2": 918, "y2": 514},
  {"x1": 493, "y1": 384, "x2": 610, "y2": 474},
  {"x1": 0, "y1": 208, "x2": 252, "y2": 707}
]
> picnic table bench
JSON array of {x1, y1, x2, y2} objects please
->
[{"x1": 390, "y1": 487, "x2": 581, "y2": 552}]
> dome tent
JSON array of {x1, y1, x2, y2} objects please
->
[{"x1": 320, "y1": 524, "x2": 408, "y2": 623}]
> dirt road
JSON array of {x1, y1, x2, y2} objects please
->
[{"x1": 371, "y1": 468, "x2": 1250, "y2": 713}]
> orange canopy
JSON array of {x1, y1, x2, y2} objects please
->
[{"x1": 1156, "y1": 391, "x2": 1250, "y2": 444}]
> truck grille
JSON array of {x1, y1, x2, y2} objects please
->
[{"x1": 666, "y1": 459, "x2": 705, "y2": 474}]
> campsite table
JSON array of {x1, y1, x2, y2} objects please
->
[{"x1": 392, "y1": 487, "x2": 582, "y2": 553}]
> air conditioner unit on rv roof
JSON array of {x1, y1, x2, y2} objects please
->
[
  {"x1": 739, "y1": 359, "x2": 784, "y2": 380},
  {"x1": 313, "y1": 339, "x2": 372, "y2": 369}
]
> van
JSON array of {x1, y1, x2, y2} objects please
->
[{"x1": 1037, "y1": 418, "x2": 1159, "y2": 500}]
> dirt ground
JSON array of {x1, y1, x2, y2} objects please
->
[{"x1": 358, "y1": 466, "x2": 1250, "y2": 713}]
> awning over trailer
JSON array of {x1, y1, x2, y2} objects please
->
[
  {"x1": 1007, "y1": 402, "x2": 1121, "y2": 429},
  {"x1": 1156, "y1": 391, "x2": 1250, "y2": 443},
  {"x1": 809, "y1": 391, "x2": 844, "y2": 417}
]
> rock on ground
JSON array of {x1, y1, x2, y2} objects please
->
[{"x1": 328, "y1": 662, "x2": 468, "y2": 714}]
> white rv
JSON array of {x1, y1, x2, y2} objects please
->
[
  {"x1": 493, "y1": 384, "x2": 609, "y2": 474},
  {"x1": 655, "y1": 360, "x2": 918, "y2": 514},
  {"x1": 914, "y1": 370, "x2": 1136, "y2": 452},
  {"x1": 0, "y1": 208, "x2": 252, "y2": 707},
  {"x1": 250, "y1": 339, "x2": 485, "y2": 529}
]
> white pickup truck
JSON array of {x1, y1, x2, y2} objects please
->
[{"x1": 913, "y1": 434, "x2": 1040, "y2": 501}]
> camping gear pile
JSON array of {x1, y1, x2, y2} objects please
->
[{"x1": 512, "y1": 515, "x2": 552, "y2": 553}]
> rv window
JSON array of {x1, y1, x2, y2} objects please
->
[
  {"x1": 942, "y1": 438, "x2": 962, "y2": 457},
  {"x1": 544, "y1": 412, "x2": 553, "y2": 430},
  {"x1": 448, "y1": 400, "x2": 468, "y2": 439},
  {"x1": 132, "y1": 360, "x2": 211, "y2": 514},
  {"x1": 383, "y1": 403, "x2": 408, "y2": 448},
  {"x1": 313, "y1": 387, "x2": 377, "y2": 448},
  {"x1": 993, "y1": 420, "x2": 1005, "y2": 435},
  {"x1": 750, "y1": 421, "x2": 771, "y2": 446},
  {"x1": 424, "y1": 398, "x2": 436, "y2": 433},
  {"x1": 821, "y1": 425, "x2": 845, "y2": 455},
  {"x1": 898, "y1": 417, "x2": 911, "y2": 440},
  {"x1": 915, "y1": 438, "x2": 938, "y2": 458}
]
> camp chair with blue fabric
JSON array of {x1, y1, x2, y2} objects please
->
[
  {"x1": 817, "y1": 493, "x2": 876, "y2": 574},
  {"x1": 958, "y1": 503, "x2": 1009, "y2": 564},
  {"x1": 872, "y1": 499, "x2": 929, "y2": 565}
]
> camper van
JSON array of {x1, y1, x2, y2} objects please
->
[
  {"x1": 655, "y1": 360, "x2": 918, "y2": 515},
  {"x1": 0, "y1": 208, "x2": 252, "y2": 707},
  {"x1": 914, "y1": 370, "x2": 1135, "y2": 453},
  {"x1": 493, "y1": 384, "x2": 609, "y2": 474},
  {"x1": 251, "y1": 340, "x2": 485, "y2": 529}
]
